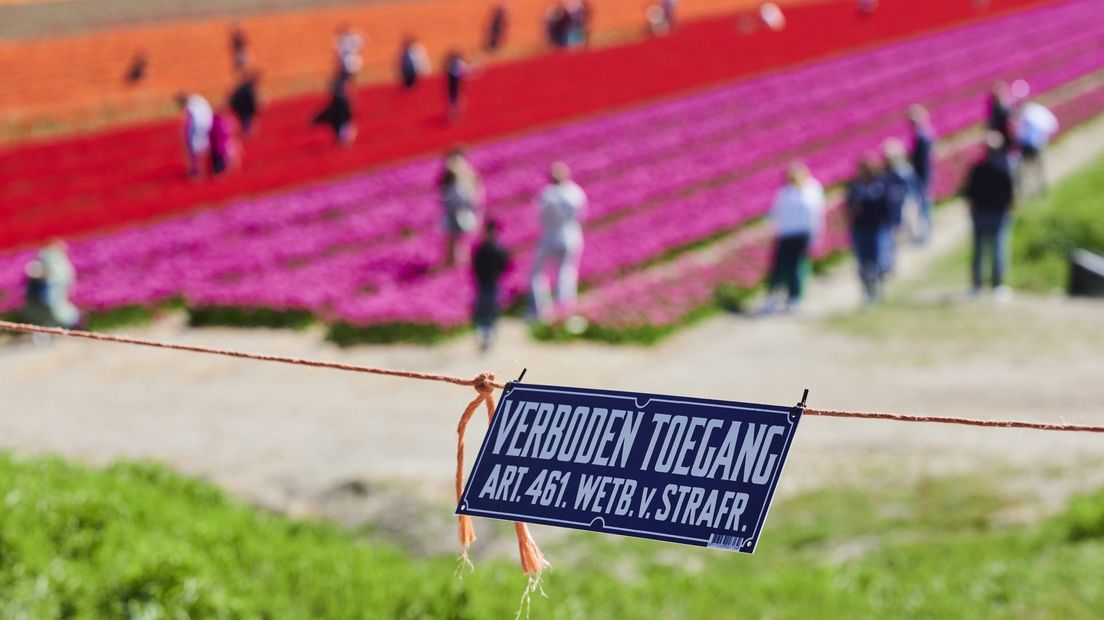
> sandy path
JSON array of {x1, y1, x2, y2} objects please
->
[{"x1": 2, "y1": 119, "x2": 1103, "y2": 529}]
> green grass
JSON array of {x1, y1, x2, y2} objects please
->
[
  {"x1": 1011, "y1": 152, "x2": 1104, "y2": 292},
  {"x1": 2, "y1": 453, "x2": 1104, "y2": 618}
]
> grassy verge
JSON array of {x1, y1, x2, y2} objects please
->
[
  {"x1": 1010, "y1": 152, "x2": 1104, "y2": 292},
  {"x1": 3, "y1": 452, "x2": 1103, "y2": 618}
]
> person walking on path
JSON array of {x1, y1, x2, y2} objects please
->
[
  {"x1": 762, "y1": 162, "x2": 825, "y2": 314},
  {"x1": 530, "y1": 161, "x2": 587, "y2": 321},
  {"x1": 398, "y1": 36, "x2": 431, "y2": 89},
  {"x1": 1015, "y1": 99, "x2": 1058, "y2": 197},
  {"x1": 438, "y1": 149, "x2": 483, "y2": 266},
  {"x1": 472, "y1": 220, "x2": 511, "y2": 351},
  {"x1": 178, "y1": 92, "x2": 213, "y2": 178},
  {"x1": 846, "y1": 155, "x2": 893, "y2": 305},
  {"x1": 908, "y1": 104, "x2": 936, "y2": 243},
  {"x1": 964, "y1": 132, "x2": 1017, "y2": 301},
  {"x1": 881, "y1": 137, "x2": 916, "y2": 274},
  {"x1": 312, "y1": 77, "x2": 356, "y2": 146}
]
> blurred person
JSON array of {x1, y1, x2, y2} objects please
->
[
  {"x1": 646, "y1": 4, "x2": 671, "y2": 36},
  {"x1": 24, "y1": 241, "x2": 80, "y2": 329},
  {"x1": 762, "y1": 162, "x2": 825, "y2": 314},
  {"x1": 439, "y1": 149, "x2": 483, "y2": 266},
  {"x1": 229, "y1": 71, "x2": 260, "y2": 136},
  {"x1": 662, "y1": 0, "x2": 678, "y2": 29},
  {"x1": 530, "y1": 162, "x2": 587, "y2": 321},
  {"x1": 577, "y1": 0, "x2": 594, "y2": 45},
  {"x1": 19, "y1": 260, "x2": 52, "y2": 329},
  {"x1": 547, "y1": 3, "x2": 571, "y2": 46},
  {"x1": 312, "y1": 77, "x2": 356, "y2": 146},
  {"x1": 230, "y1": 24, "x2": 250, "y2": 72},
  {"x1": 881, "y1": 137, "x2": 917, "y2": 274},
  {"x1": 208, "y1": 110, "x2": 239, "y2": 176},
  {"x1": 334, "y1": 25, "x2": 365, "y2": 82},
  {"x1": 398, "y1": 36, "x2": 431, "y2": 89},
  {"x1": 124, "y1": 52, "x2": 147, "y2": 85},
  {"x1": 759, "y1": 3, "x2": 786, "y2": 31},
  {"x1": 177, "y1": 92, "x2": 213, "y2": 178},
  {"x1": 472, "y1": 220, "x2": 511, "y2": 351},
  {"x1": 987, "y1": 81, "x2": 1014, "y2": 145},
  {"x1": 486, "y1": 3, "x2": 509, "y2": 52},
  {"x1": 963, "y1": 132, "x2": 1016, "y2": 301},
  {"x1": 445, "y1": 51, "x2": 472, "y2": 122},
  {"x1": 1015, "y1": 99, "x2": 1058, "y2": 196},
  {"x1": 846, "y1": 155, "x2": 893, "y2": 305},
  {"x1": 908, "y1": 104, "x2": 936, "y2": 243},
  {"x1": 857, "y1": 0, "x2": 878, "y2": 14}
]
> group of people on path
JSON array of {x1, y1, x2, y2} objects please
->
[
  {"x1": 761, "y1": 105, "x2": 936, "y2": 312},
  {"x1": 436, "y1": 151, "x2": 587, "y2": 351},
  {"x1": 762, "y1": 84, "x2": 1057, "y2": 313}
]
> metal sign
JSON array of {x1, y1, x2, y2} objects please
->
[{"x1": 457, "y1": 382, "x2": 803, "y2": 553}]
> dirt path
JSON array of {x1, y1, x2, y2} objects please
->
[{"x1": 2, "y1": 118, "x2": 1103, "y2": 539}]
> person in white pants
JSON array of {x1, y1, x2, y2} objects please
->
[{"x1": 530, "y1": 162, "x2": 587, "y2": 321}]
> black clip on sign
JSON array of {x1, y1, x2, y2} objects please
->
[{"x1": 458, "y1": 379, "x2": 806, "y2": 553}]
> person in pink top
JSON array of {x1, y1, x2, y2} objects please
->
[{"x1": 208, "y1": 112, "x2": 238, "y2": 176}]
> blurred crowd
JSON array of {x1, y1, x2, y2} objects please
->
[{"x1": 12, "y1": 3, "x2": 1063, "y2": 352}]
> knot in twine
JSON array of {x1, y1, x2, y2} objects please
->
[{"x1": 456, "y1": 371, "x2": 549, "y2": 576}]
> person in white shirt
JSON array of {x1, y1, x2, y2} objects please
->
[
  {"x1": 398, "y1": 36, "x2": 431, "y2": 89},
  {"x1": 334, "y1": 25, "x2": 365, "y2": 82},
  {"x1": 763, "y1": 162, "x2": 825, "y2": 312},
  {"x1": 1015, "y1": 100, "x2": 1058, "y2": 196},
  {"x1": 177, "y1": 93, "x2": 213, "y2": 177},
  {"x1": 530, "y1": 161, "x2": 587, "y2": 321}
]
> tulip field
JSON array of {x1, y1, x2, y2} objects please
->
[{"x1": 1, "y1": 0, "x2": 1102, "y2": 343}]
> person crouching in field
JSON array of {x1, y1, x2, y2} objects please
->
[
  {"x1": 964, "y1": 132, "x2": 1016, "y2": 302},
  {"x1": 761, "y1": 162, "x2": 825, "y2": 314},
  {"x1": 846, "y1": 155, "x2": 893, "y2": 305},
  {"x1": 21, "y1": 241, "x2": 80, "y2": 333},
  {"x1": 208, "y1": 110, "x2": 239, "y2": 176},
  {"x1": 177, "y1": 93, "x2": 213, "y2": 178},
  {"x1": 472, "y1": 220, "x2": 511, "y2": 351},
  {"x1": 313, "y1": 77, "x2": 356, "y2": 146}
]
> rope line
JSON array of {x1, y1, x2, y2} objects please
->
[
  {"x1": 2, "y1": 320, "x2": 1102, "y2": 434},
  {"x1": 804, "y1": 408, "x2": 1104, "y2": 433},
  {"x1": 0, "y1": 320, "x2": 505, "y2": 389}
]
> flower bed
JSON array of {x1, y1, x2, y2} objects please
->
[{"x1": 1, "y1": 0, "x2": 1102, "y2": 343}]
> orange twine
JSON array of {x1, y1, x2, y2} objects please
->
[{"x1": 456, "y1": 372, "x2": 549, "y2": 575}]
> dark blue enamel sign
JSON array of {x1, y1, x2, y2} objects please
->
[{"x1": 457, "y1": 383, "x2": 802, "y2": 553}]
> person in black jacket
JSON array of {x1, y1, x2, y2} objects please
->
[
  {"x1": 964, "y1": 132, "x2": 1016, "y2": 300},
  {"x1": 229, "y1": 71, "x2": 260, "y2": 136},
  {"x1": 908, "y1": 104, "x2": 935, "y2": 243},
  {"x1": 472, "y1": 220, "x2": 510, "y2": 351},
  {"x1": 846, "y1": 155, "x2": 893, "y2": 304}
]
